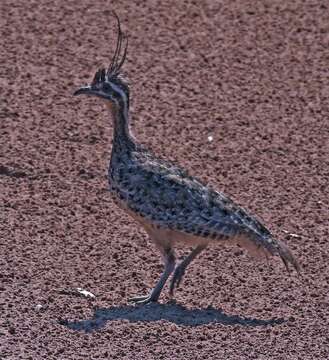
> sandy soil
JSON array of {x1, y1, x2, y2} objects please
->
[{"x1": 1, "y1": 0, "x2": 328, "y2": 359}]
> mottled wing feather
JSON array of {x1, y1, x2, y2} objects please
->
[{"x1": 125, "y1": 152, "x2": 264, "y2": 235}]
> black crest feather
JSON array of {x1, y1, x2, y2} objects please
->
[
  {"x1": 92, "y1": 67, "x2": 106, "y2": 85},
  {"x1": 90, "y1": 13, "x2": 128, "y2": 86},
  {"x1": 107, "y1": 12, "x2": 128, "y2": 78}
]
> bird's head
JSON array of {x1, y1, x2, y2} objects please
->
[{"x1": 74, "y1": 14, "x2": 129, "y2": 110}]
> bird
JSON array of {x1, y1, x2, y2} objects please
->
[{"x1": 74, "y1": 14, "x2": 300, "y2": 305}]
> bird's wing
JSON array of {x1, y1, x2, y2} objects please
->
[{"x1": 126, "y1": 153, "x2": 265, "y2": 236}]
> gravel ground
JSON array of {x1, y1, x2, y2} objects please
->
[{"x1": 1, "y1": 0, "x2": 328, "y2": 359}]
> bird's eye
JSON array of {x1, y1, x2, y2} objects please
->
[{"x1": 103, "y1": 83, "x2": 112, "y2": 92}]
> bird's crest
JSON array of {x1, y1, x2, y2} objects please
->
[{"x1": 92, "y1": 12, "x2": 128, "y2": 86}]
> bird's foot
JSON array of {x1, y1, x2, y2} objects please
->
[
  {"x1": 128, "y1": 294, "x2": 158, "y2": 305},
  {"x1": 169, "y1": 265, "x2": 185, "y2": 296}
]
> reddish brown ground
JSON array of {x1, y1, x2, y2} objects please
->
[{"x1": 1, "y1": 0, "x2": 328, "y2": 359}]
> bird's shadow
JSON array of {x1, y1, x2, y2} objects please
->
[{"x1": 59, "y1": 302, "x2": 284, "y2": 332}]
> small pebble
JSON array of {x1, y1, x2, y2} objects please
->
[{"x1": 35, "y1": 304, "x2": 43, "y2": 312}]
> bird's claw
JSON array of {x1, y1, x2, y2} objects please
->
[{"x1": 128, "y1": 294, "x2": 158, "y2": 305}]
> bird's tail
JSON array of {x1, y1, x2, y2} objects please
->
[
  {"x1": 230, "y1": 232, "x2": 300, "y2": 274},
  {"x1": 273, "y1": 238, "x2": 301, "y2": 274}
]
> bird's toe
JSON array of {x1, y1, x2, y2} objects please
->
[{"x1": 128, "y1": 294, "x2": 158, "y2": 305}]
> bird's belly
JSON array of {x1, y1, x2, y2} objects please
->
[
  {"x1": 108, "y1": 187, "x2": 209, "y2": 247},
  {"x1": 147, "y1": 227, "x2": 211, "y2": 247},
  {"x1": 126, "y1": 208, "x2": 211, "y2": 248}
]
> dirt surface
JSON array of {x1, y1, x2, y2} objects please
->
[{"x1": 1, "y1": 0, "x2": 328, "y2": 359}]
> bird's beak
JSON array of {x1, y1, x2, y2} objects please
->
[{"x1": 73, "y1": 85, "x2": 93, "y2": 96}]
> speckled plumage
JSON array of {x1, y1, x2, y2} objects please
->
[
  {"x1": 74, "y1": 15, "x2": 299, "y2": 304},
  {"x1": 108, "y1": 128, "x2": 297, "y2": 264}
]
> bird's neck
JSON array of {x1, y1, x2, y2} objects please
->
[{"x1": 106, "y1": 99, "x2": 136, "y2": 151}]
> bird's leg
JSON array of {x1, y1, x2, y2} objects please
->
[
  {"x1": 169, "y1": 244, "x2": 207, "y2": 297},
  {"x1": 129, "y1": 247, "x2": 176, "y2": 305}
]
